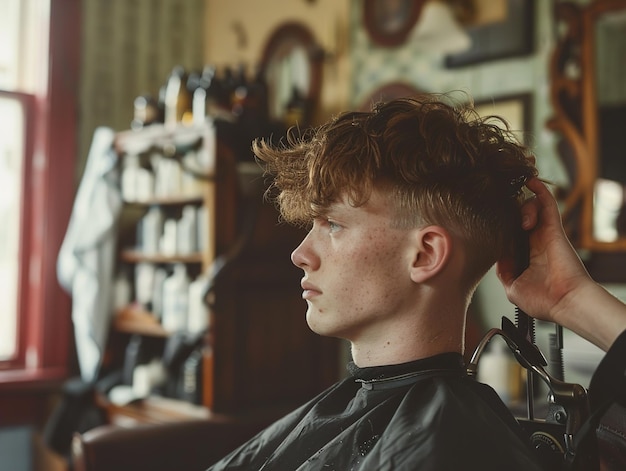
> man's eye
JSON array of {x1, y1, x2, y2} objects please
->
[{"x1": 328, "y1": 220, "x2": 342, "y2": 233}]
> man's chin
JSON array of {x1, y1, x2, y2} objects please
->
[
  {"x1": 305, "y1": 311, "x2": 330, "y2": 336},
  {"x1": 306, "y1": 311, "x2": 348, "y2": 339}
]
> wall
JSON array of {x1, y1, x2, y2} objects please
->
[
  {"x1": 203, "y1": 0, "x2": 567, "y2": 187},
  {"x1": 353, "y1": 0, "x2": 566, "y2": 186},
  {"x1": 79, "y1": 0, "x2": 206, "y2": 179},
  {"x1": 204, "y1": 0, "x2": 352, "y2": 122}
]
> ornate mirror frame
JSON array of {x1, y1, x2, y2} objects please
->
[
  {"x1": 260, "y1": 22, "x2": 324, "y2": 129},
  {"x1": 362, "y1": 0, "x2": 425, "y2": 47},
  {"x1": 549, "y1": 0, "x2": 626, "y2": 251}
]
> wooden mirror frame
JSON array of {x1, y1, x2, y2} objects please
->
[
  {"x1": 362, "y1": 0, "x2": 425, "y2": 47},
  {"x1": 260, "y1": 21, "x2": 324, "y2": 128},
  {"x1": 548, "y1": 0, "x2": 626, "y2": 251}
]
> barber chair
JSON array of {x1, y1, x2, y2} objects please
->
[{"x1": 71, "y1": 418, "x2": 267, "y2": 471}]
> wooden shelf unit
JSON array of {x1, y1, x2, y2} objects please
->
[{"x1": 105, "y1": 120, "x2": 339, "y2": 423}]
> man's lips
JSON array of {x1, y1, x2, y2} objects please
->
[{"x1": 301, "y1": 280, "x2": 321, "y2": 299}]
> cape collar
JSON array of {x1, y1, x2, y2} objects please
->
[{"x1": 348, "y1": 352, "x2": 466, "y2": 390}]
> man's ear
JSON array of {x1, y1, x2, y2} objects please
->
[{"x1": 409, "y1": 226, "x2": 452, "y2": 283}]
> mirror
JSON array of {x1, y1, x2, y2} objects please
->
[
  {"x1": 593, "y1": 8, "x2": 626, "y2": 243},
  {"x1": 549, "y1": 0, "x2": 626, "y2": 251},
  {"x1": 260, "y1": 22, "x2": 323, "y2": 129}
]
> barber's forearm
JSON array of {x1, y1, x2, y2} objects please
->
[{"x1": 555, "y1": 281, "x2": 626, "y2": 351}]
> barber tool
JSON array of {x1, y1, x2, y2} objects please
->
[{"x1": 467, "y1": 229, "x2": 593, "y2": 470}]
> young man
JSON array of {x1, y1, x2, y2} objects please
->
[{"x1": 208, "y1": 95, "x2": 543, "y2": 470}]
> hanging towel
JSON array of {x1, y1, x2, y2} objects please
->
[{"x1": 57, "y1": 127, "x2": 122, "y2": 383}]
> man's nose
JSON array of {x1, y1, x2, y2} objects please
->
[{"x1": 291, "y1": 231, "x2": 319, "y2": 270}]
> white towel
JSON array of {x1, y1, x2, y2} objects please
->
[{"x1": 57, "y1": 127, "x2": 122, "y2": 383}]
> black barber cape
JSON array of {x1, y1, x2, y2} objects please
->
[{"x1": 207, "y1": 353, "x2": 542, "y2": 470}]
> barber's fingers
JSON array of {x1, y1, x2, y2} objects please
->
[
  {"x1": 523, "y1": 178, "x2": 562, "y2": 230},
  {"x1": 520, "y1": 196, "x2": 539, "y2": 231},
  {"x1": 497, "y1": 179, "x2": 554, "y2": 287},
  {"x1": 495, "y1": 254, "x2": 516, "y2": 287}
]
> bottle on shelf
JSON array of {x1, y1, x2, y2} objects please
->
[
  {"x1": 151, "y1": 267, "x2": 168, "y2": 321},
  {"x1": 196, "y1": 205, "x2": 209, "y2": 253},
  {"x1": 162, "y1": 264, "x2": 190, "y2": 333},
  {"x1": 131, "y1": 94, "x2": 160, "y2": 130},
  {"x1": 187, "y1": 273, "x2": 209, "y2": 334},
  {"x1": 177, "y1": 205, "x2": 198, "y2": 255},
  {"x1": 135, "y1": 262, "x2": 156, "y2": 311},
  {"x1": 164, "y1": 65, "x2": 192, "y2": 127},
  {"x1": 181, "y1": 151, "x2": 206, "y2": 196},
  {"x1": 121, "y1": 154, "x2": 154, "y2": 202},
  {"x1": 152, "y1": 153, "x2": 182, "y2": 199},
  {"x1": 140, "y1": 206, "x2": 164, "y2": 255},
  {"x1": 191, "y1": 65, "x2": 216, "y2": 125},
  {"x1": 160, "y1": 219, "x2": 178, "y2": 256}
]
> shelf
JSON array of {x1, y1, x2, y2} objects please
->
[
  {"x1": 120, "y1": 249, "x2": 204, "y2": 264},
  {"x1": 114, "y1": 306, "x2": 169, "y2": 337},
  {"x1": 115, "y1": 122, "x2": 209, "y2": 159},
  {"x1": 101, "y1": 121, "x2": 338, "y2": 420},
  {"x1": 123, "y1": 194, "x2": 204, "y2": 206}
]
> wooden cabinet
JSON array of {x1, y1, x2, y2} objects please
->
[{"x1": 105, "y1": 120, "x2": 338, "y2": 423}]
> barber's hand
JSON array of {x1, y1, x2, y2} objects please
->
[{"x1": 496, "y1": 178, "x2": 591, "y2": 325}]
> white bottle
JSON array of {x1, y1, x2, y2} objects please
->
[
  {"x1": 121, "y1": 154, "x2": 140, "y2": 201},
  {"x1": 135, "y1": 262, "x2": 155, "y2": 310},
  {"x1": 151, "y1": 267, "x2": 168, "y2": 321},
  {"x1": 177, "y1": 205, "x2": 198, "y2": 254},
  {"x1": 151, "y1": 151, "x2": 167, "y2": 198},
  {"x1": 187, "y1": 274, "x2": 209, "y2": 334},
  {"x1": 196, "y1": 205, "x2": 208, "y2": 253},
  {"x1": 141, "y1": 206, "x2": 164, "y2": 254},
  {"x1": 159, "y1": 158, "x2": 182, "y2": 198},
  {"x1": 162, "y1": 264, "x2": 190, "y2": 332},
  {"x1": 135, "y1": 164, "x2": 154, "y2": 202},
  {"x1": 160, "y1": 218, "x2": 178, "y2": 256}
]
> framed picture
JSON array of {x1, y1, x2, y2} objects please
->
[
  {"x1": 473, "y1": 93, "x2": 532, "y2": 145},
  {"x1": 445, "y1": 0, "x2": 534, "y2": 68},
  {"x1": 363, "y1": 0, "x2": 426, "y2": 47}
]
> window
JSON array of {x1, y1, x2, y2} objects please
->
[
  {"x1": 0, "y1": 0, "x2": 79, "y2": 384},
  {"x1": 0, "y1": 93, "x2": 28, "y2": 361}
]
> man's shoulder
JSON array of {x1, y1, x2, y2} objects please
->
[{"x1": 367, "y1": 378, "x2": 541, "y2": 469}]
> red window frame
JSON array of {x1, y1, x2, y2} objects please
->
[{"x1": 0, "y1": 0, "x2": 80, "y2": 389}]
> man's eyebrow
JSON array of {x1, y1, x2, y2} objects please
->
[{"x1": 324, "y1": 202, "x2": 351, "y2": 217}]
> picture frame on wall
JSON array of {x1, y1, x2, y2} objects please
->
[
  {"x1": 473, "y1": 93, "x2": 532, "y2": 145},
  {"x1": 445, "y1": 0, "x2": 534, "y2": 68},
  {"x1": 363, "y1": 0, "x2": 426, "y2": 48}
]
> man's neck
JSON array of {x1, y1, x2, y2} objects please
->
[{"x1": 349, "y1": 317, "x2": 465, "y2": 368}]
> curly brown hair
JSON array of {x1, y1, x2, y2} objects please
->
[{"x1": 253, "y1": 94, "x2": 537, "y2": 283}]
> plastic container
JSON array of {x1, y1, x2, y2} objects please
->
[
  {"x1": 177, "y1": 205, "x2": 198, "y2": 254},
  {"x1": 187, "y1": 274, "x2": 209, "y2": 334},
  {"x1": 135, "y1": 262, "x2": 155, "y2": 310},
  {"x1": 160, "y1": 218, "x2": 178, "y2": 256},
  {"x1": 141, "y1": 206, "x2": 164, "y2": 254},
  {"x1": 161, "y1": 264, "x2": 190, "y2": 332}
]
